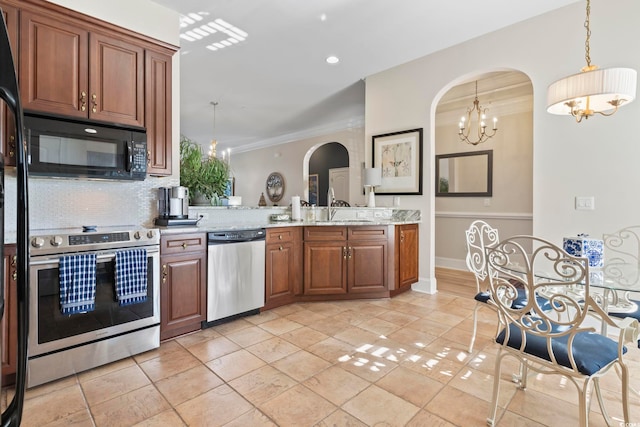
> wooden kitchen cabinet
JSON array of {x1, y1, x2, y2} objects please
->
[
  {"x1": 393, "y1": 223, "x2": 419, "y2": 295},
  {"x1": 159, "y1": 234, "x2": 206, "y2": 340},
  {"x1": 303, "y1": 226, "x2": 387, "y2": 296},
  {"x1": 19, "y1": 10, "x2": 145, "y2": 127},
  {"x1": 144, "y1": 48, "x2": 173, "y2": 176},
  {"x1": 1, "y1": 245, "x2": 17, "y2": 385},
  {"x1": 264, "y1": 227, "x2": 302, "y2": 309},
  {"x1": 0, "y1": 2, "x2": 18, "y2": 166}
]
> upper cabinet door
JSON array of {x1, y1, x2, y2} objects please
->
[
  {"x1": 145, "y1": 49, "x2": 172, "y2": 175},
  {"x1": 89, "y1": 33, "x2": 144, "y2": 127},
  {"x1": 19, "y1": 11, "x2": 89, "y2": 119}
]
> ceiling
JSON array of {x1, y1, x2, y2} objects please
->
[{"x1": 150, "y1": 0, "x2": 580, "y2": 153}]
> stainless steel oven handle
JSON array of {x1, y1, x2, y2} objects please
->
[{"x1": 29, "y1": 247, "x2": 159, "y2": 266}]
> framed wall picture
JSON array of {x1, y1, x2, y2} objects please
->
[
  {"x1": 308, "y1": 174, "x2": 319, "y2": 205},
  {"x1": 372, "y1": 128, "x2": 423, "y2": 195}
]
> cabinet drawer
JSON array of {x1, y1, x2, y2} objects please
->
[
  {"x1": 347, "y1": 226, "x2": 388, "y2": 241},
  {"x1": 304, "y1": 226, "x2": 347, "y2": 241},
  {"x1": 266, "y1": 227, "x2": 301, "y2": 244},
  {"x1": 160, "y1": 233, "x2": 206, "y2": 254}
]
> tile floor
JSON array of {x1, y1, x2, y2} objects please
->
[{"x1": 3, "y1": 290, "x2": 640, "y2": 426}]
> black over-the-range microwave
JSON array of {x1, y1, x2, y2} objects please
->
[{"x1": 25, "y1": 113, "x2": 147, "y2": 180}]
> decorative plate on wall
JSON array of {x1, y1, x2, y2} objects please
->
[{"x1": 266, "y1": 172, "x2": 285, "y2": 203}]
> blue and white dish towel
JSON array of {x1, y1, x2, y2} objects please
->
[
  {"x1": 115, "y1": 249, "x2": 148, "y2": 306},
  {"x1": 59, "y1": 254, "x2": 97, "y2": 315}
]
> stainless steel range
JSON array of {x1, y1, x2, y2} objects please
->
[{"x1": 27, "y1": 226, "x2": 160, "y2": 388}]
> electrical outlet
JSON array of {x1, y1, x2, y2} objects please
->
[
  {"x1": 575, "y1": 196, "x2": 595, "y2": 211},
  {"x1": 356, "y1": 210, "x2": 367, "y2": 219}
]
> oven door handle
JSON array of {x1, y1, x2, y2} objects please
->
[{"x1": 29, "y1": 248, "x2": 159, "y2": 266}]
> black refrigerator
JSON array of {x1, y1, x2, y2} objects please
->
[{"x1": 0, "y1": 8, "x2": 29, "y2": 427}]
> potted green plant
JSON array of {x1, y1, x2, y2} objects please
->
[{"x1": 180, "y1": 135, "x2": 230, "y2": 205}]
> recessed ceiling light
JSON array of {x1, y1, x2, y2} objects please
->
[{"x1": 326, "y1": 56, "x2": 340, "y2": 64}]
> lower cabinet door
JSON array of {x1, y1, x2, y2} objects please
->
[
  {"x1": 348, "y1": 241, "x2": 387, "y2": 293},
  {"x1": 303, "y1": 242, "x2": 347, "y2": 295},
  {"x1": 160, "y1": 252, "x2": 206, "y2": 340},
  {"x1": 265, "y1": 242, "x2": 296, "y2": 308}
]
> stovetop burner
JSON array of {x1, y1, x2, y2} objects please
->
[{"x1": 29, "y1": 225, "x2": 160, "y2": 256}]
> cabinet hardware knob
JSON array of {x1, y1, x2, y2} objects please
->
[
  {"x1": 91, "y1": 93, "x2": 97, "y2": 113},
  {"x1": 147, "y1": 150, "x2": 151, "y2": 165},
  {"x1": 400, "y1": 231, "x2": 405, "y2": 242},
  {"x1": 162, "y1": 264, "x2": 167, "y2": 283},
  {"x1": 343, "y1": 246, "x2": 347, "y2": 259},
  {"x1": 278, "y1": 235, "x2": 282, "y2": 240},
  {"x1": 279, "y1": 245, "x2": 283, "y2": 251},
  {"x1": 348, "y1": 247, "x2": 352, "y2": 259},
  {"x1": 182, "y1": 242, "x2": 188, "y2": 249},
  {"x1": 9, "y1": 135, "x2": 15, "y2": 157},
  {"x1": 11, "y1": 271, "x2": 17, "y2": 281},
  {"x1": 11, "y1": 255, "x2": 16, "y2": 267},
  {"x1": 80, "y1": 91, "x2": 87, "y2": 112}
]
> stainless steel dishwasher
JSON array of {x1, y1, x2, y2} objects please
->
[{"x1": 206, "y1": 228, "x2": 266, "y2": 325}]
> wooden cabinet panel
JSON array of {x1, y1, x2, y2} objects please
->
[
  {"x1": 2, "y1": 245, "x2": 17, "y2": 385},
  {"x1": 304, "y1": 226, "x2": 347, "y2": 241},
  {"x1": 397, "y1": 224, "x2": 419, "y2": 289},
  {"x1": 145, "y1": 49, "x2": 172, "y2": 175},
  {"x1": 19, "y1": 11, "x2": 89, "y2": 118},
  {"x1": 347, "y1": 226, "x2": 388, "y2": 241},
  {"x1": 348, "y1": 242, "x2": 386, "y2": 293},
  {"x1": 303, "y1": 241, "x2": 347, "y2": 295},
  {"x1": 0, "y1": 2, "x2": 18, "y2": 166},
  {"x1": 89, "y1": 33, "x2": 144, "y2": 127},
  {"x1": 264, "y1": 227, "x2": 302, "y2": 309},
  {"x1": 160, "y1": 234, "x2": 206, "y2": 340}
]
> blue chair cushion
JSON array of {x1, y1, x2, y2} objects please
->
[
  {"x1": 474, "y1": 291, "x2": 491, "y2": 303},
  {"x1": 476, "y1": 288, "x2": 549, "y2": 311},
  {"x1": 496, "y1": 322, "x2": 626, "y2": 376},
  {"x1": 608, "y1": 299, "x2": 640, "y2": 348}
]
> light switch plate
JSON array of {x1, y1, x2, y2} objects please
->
[{"x1": 575, "y1": 196, "x2": 595, "y2": 210}]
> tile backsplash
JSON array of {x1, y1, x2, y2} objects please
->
[{"x1": 4, "y1": 172, "x2": 177, "y2": 237}]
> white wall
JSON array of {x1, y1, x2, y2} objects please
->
[
  {"x1": 231, "y1": 127, "x2": 366, "y2": 207},
  {"x1": 365, "y1": 0, "x2": 640, "y2": 291}
]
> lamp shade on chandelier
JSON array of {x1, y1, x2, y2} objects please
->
[
  {"x1": 546, "y1": 0, "x2": 637, "y2": 122},
  {"x1": 458, "y1": 81, "x2": 498, "y2": 146}
]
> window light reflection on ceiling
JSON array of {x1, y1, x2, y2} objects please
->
[{"x1": 180, "y1": 14, "x2": 249, "y2": 53}]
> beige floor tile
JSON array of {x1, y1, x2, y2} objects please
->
[
  {"x1": 246, "y1": 336, "x2": 300, "y2": 363},
  {"x1": 243, "y1": 309, "x2": 281, "y2": 325},
  {"x1": 309, "y1": 318, "x2": 353, "y2": 336},
  {"x1": 138, "y1": 346, "x2": 202, "y2": 382},
  {"x1": 270, "y1": 303, "x2": 305, "y2": 317},
  {"x1": 315, "y1": 409, "x2": 368, "y2": 427},
  {"x1": 210, "y1": 318, "x2": 253, "y2": 335},
  {"x1": 387, "y1": 326, "x2": 439, "y2": 350},
  {"x1": 449, "y1": 367, "x2": 516, "y2": 408},
  {"x1": 228, "y1": 365, "x2": 298, "y2": 405},
  {"x1": 155, "y1": 364, "x2": 224, "y2": 406},
  {"x1": 24, "y1": 375, "x2": 78, "y2": 400},
  {"x1": 259, "y1": 384, "x2": 336, "y2": 426},
  {"x1": 175, "y1": 384, "x2": 253, "y2": 427},
  {"x1": 375, "y1": 365, "x2": 444, "y2": 408},
  {"x1": 505, "y1": 386, "x2": 588, "y2": 426},
  {"x1": 91, "y1": 384, "x2": 171, "y2": 427},
  {"x1": 20, "y1": 383, "x2": 87, "y2": 427},
  {"x1": 174, "y1": 327, "x2": 221, "y2": 348},
  {"x1": 271, "y1": 350, "x2": 332, "y2": 381},
  {"x1": 423, "y1": 309, "x2": 467, "y2": 327},
  {"x1": 401, "y1": 349, "x2": 465, "y2": 384},
  {"x1": 307, "y1": 337, "x2": 357, "y2": 363},
  {"x1": 303, "y1": 301, "x2": 349, "y2": 317},
  {"x1": 224, "y1": 325, "x2": 275, "y2": 347},
  {"x1": 134, "y1": 340, "x2": 183, "y2": 364},
  {"x1": 376, "y1": 309, "x2": 420, "y2": 326},
  {"x1": 303, "y1": 366, "x2": 370, "y2": 406},
  {"x1": 132, "y1": 409, "x2": 186, "y2": 426},
  {"x1": 279, "y1": 325, "x2": 329, "y2": 349},
  {"x1": 338, "y1": 351, "x2": 398, "y2": 383},
  {"x1": 186, "y1": 335, "x2": 241, "y2": 363},
  {"x1": 405, "y1": 317, "x2": 453, "y2": 336},
  {"x1": 333, "y1": 325, "x2": 381, "y2": 346},
  {"x1": 81, "y1": 364, "x2": 151, "y2": 406},
  {"x1": 422, "y1": 336, "x2": 476, "y2": 365},
  {"x1": 38, "y1": 408, "x2": 94, "y2": 427},
  {"x1": 342, "y1": 384, "x2": 420, "y2": 426},
  {"x1": 330, "y1": 309, "x2": 373, "y2": 326},
  {"x1": 356, "y1": 317, "x2": 401, "y2": 337},
  {"x1": 284, "y1": 308, "x2": 328, "y2": 326},
  {"x1": 425, "y1": 385, "x2": 497, "y2": 427},
  {"x1": 257, "y1": 317, "x2": 303, "y2": 335},
  {"x1": 76, "y1": 357, "x2": 137, "y2": 382},
  {"x1": 222, "y1": 408, "x2": 277, "y2": 427},
  {"x1": 406, "y1": 409, "x2": 457, "y2": 427},
  {"x1": 206, "y1": 349, "x2": 265, "y2": 381}
]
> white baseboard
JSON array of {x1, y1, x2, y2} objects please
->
[
  {"x1": 435, "y1": 257, "x2": 466, "y2": 271},
  {"x1": 411, "y1": 277, "x2": 437, "y2": 294}
]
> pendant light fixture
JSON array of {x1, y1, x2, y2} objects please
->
[
  {"x1": 208, "y1": 101, "x2": 218, "y2": 158},
  {"x1": 546, "y1": 0, "x2": 637, "y2": 122},
  {"x1": 458, "y1": 80, "x2": 498, "y2": 146}
]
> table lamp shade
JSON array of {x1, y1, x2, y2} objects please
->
[{"x1": 364, "y1": 168, "x2": 382, "y2": 187}]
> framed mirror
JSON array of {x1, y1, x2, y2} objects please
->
[{"x1": 435, "y1": 150, "x2": 493, "y2": 197}]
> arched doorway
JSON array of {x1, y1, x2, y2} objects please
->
[
  {"x1": 434, "y1": 70, "x2": 534, "y2": 271},
  {"x1": 307, "y1": 142, "x2": 349, "y2": 206}
]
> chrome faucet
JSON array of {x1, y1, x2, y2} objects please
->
[{"x1": 327, "y1": 187, "x2": 336, "y2": 221}]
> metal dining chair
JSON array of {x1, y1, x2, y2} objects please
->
[{"x1": 485, "y1": 236, "x2": 638, "y2": 427}]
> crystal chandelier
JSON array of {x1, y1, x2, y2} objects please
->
[
  {"x1": 546, "y1": 0, "x2": 637, "y2": 122},
  {"x1": 458, "y1": 81, "x2": 498, "y2": 146}
]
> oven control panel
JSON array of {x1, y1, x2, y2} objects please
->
[{"x1": 30, "y1": 227, "x2": 160, "y2": 255}]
